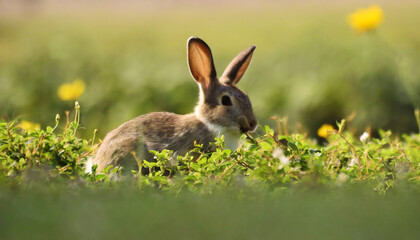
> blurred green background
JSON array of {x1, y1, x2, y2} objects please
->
[
  {"x1": 2, "y1": 185, "x2": 420, "y2": 240},
  {"x1": 1, "y1": 0, "x2": 420, "y2": 138}
]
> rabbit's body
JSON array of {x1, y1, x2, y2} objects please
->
[
  {"x1": 87, "y1": 37, "x2": 257, "y2": 173},
  {"x1": 92, "y1": 112, "x2": 215, "y2": 172}
]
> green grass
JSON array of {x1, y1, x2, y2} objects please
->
[
  {"x1": 1, "y1": 185, "x2": 420, "y2": 240},
  {"x1": 2, "y1": 106, "x2": 420, "y2": 194}
]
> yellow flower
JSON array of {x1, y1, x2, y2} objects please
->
[
  {"x1": 18, "y1": 120, "x2": 41, "y2": 131},
  {"x1": 348, "y1": 5, "x2": 383, "y2": 33},
  {"x1": 317, "y1": 124, "x2": 335, "y2": 138},
  {"x1": 57, "y1": 79, "x2": 86, "y2": 101}
]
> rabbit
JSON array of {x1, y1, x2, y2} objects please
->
[{"x1": 86, "y1": 37, "x2": 257, "y2": 174}]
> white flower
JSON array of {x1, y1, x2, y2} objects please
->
[
  {"x1": 280, "y1": 156, "x2": 290, "y2": 166},
  {"x1": 273, "y1": 148, "x2": 290, "y2": 167},
  {"x1": 348, "y1": 158, "x2": 358, "y2": 167},
  {"x1": 7, "y1": 170, "x2": 16, "y2": 177},
  {"x1": 360, "y1": 132, "x2": 369, "y2": 143},
  {"x1": 337, "y1": 173, "x2": 349, "y2": 184},
  {"x1": 272, "y1": 148, "x2": 284, "y2": 159}
]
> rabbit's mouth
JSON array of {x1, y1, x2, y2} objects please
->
[
  {"x1": 237, "y1": 116, "x2": 258, "y2": 133},
  {"x1": 240, "y1": 125, "x2": 255, "y2": 133}
]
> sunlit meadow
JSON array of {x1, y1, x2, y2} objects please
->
[{"x1": 1, "y1": 1, "x2": 420, "y2": 239}]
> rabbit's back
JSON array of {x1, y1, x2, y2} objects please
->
[
  {"x1": 142, "y1": 112, "x2": 214, "y2": 152},
  {"x1": 92, "y1": 112, "x2": 215, "y2": 172}
]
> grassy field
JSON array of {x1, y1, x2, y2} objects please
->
[
  {"x1": 1, "y1": 185, "x2": 420, "y2": 240},
  {"x1": 1, "y1": 1, "x2": 420, "y2": 239}
]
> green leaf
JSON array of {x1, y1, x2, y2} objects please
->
[
  {"x1": 264, "y1": 125, "x2": 274, "y2": 135},
  {"x1": 260, "y1": 141, "x2": 272, "y2": 152},
  {"x1": 288, "y1": 142, "x2": 298, "y2": 152}
]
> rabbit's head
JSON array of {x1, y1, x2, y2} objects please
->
[{"x1": 188, "y1": 37, "x2": 257, "y2": 134}]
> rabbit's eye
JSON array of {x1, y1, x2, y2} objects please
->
[{"x1": 221, "y1": 95, "x2": 232, "y2": 106}]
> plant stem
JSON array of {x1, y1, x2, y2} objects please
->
[
  {"x1": 335, "y1": 130, "x2": 360, "y2": 168},
  {"x1": 386, "y1": 132, "x2": 419, "y2": 180}
]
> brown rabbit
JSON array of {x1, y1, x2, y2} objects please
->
[{"x1": 86, "y1": 37, "x2": 257, "y2": 173}]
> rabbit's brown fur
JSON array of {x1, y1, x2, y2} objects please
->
[
  {"x1": 92, "y1": 113, "x2": 214, "y2": 172},
  {"x1": 87, "y1": 37, "x2": 257, "y2": 173}
]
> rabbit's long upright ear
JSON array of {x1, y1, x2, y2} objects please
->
[
  {"x1": 187, "y1": 37, "x2": 217, "y2": 90},
  {"x1": 220, "y1": 46, "x2": 256, "y2": 85}
]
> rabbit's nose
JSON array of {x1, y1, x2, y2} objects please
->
[
  {"x1": 237, "y1": 116, "x2": 258, "y2": 133},
  {"x1": 249, "y1": 119, "x2": 258, "y2": 132}
]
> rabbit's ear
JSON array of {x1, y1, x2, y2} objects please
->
[
  {"x1": 220, "y1": 46, "x2": 256, "y2": 85},
  {"x1": 187, "y1": 37, "x2": 217, "y2": 90}
]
